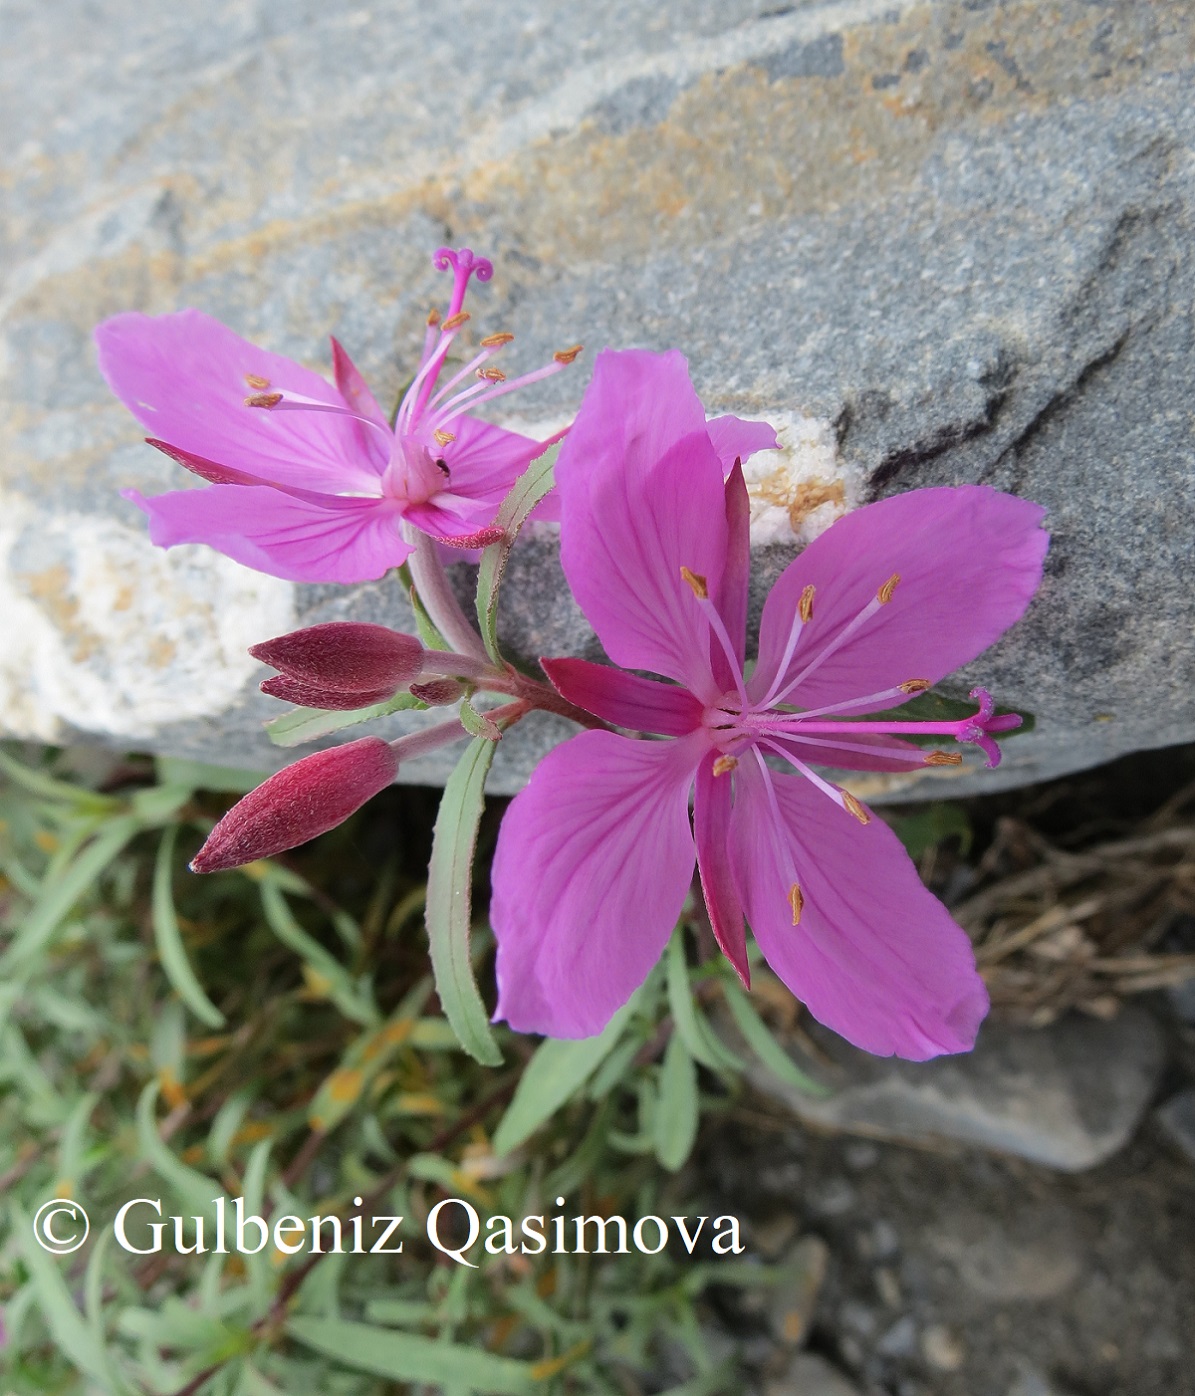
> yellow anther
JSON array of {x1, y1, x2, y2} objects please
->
[
  {"x1": 798, "y1": 584, "x2": 815, "y2": 624},
  {"x1": 427, "y1": 307, "x2": 442, "y2": 327},
  {"x1": 481, "y1": 332, "x2": 514, "y2": 347},
  {"x1": 842, "y1": 792, "x2": 871, "y2": 825},
  {"x1": 899, "y1": 678, "x2": 932, "y2": 694},
  {"x1": 244, "y1": 373, "x2": 270, "y2": 390},
  {"x1": 245, "y1": 392, "x2": 283, "y2": 409},
  {"x1": 553, "y1": 344, "x2": 583, "y2": 364},
  {"x1": 679, "y1": 566, "x2": 709, "y2": 600},
  {"x1": 441, "y1": 310, "x2": 470, "y2": 331},
  {"x1": 712, "y1": 755, "x2": 738, "y2": 777},
  {"x1": 433, "y1": 429, "x2": 456, "y2": 446},
  {"x1": 476, "y1": 366, "x2": 506, "y2": 382},
  {"x1": 924, "y1": 751, "x2": 963, "y2": 766},
  {"x1": 788, "y1": 881, "x2": 804, "y2": 925},
  {"x1": 877, "y1": 573, "x2": 901, "y2": 605}
]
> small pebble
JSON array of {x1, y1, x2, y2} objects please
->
[
  {"x1": 839, "y1": 1299, "x2": 878, "y2": 1338},
  {"x1": 877, "y1": 1314, "x2": 919, "y2": 1358},
  {"x1": 921, "y1": 1323, "x2": 966, "y2": 1372},
  {"x1": 807, "y1": 1178, "x2": 857, "y2": 1217},
  {"x1": 845, "y1": 1141, "x2": 879, "y2": 1170},
  {"x1": 875, "y1": 1266, "x2": 903, "y2": 1307}
]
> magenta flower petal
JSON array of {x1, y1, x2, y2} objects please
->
[
  {"x1": 694, "y1": 752, "x2": 749, "y2": 986},
  {"x1": 439, "y1": 415, "x2": 545, "y2": 506},
  {"x1": 751, "y1": 486, "x2": 1048, "y2": 708},
  {"x1": 713, "y1": 461, "x2": 751, "y2": 684},
  {"x1": 331, "y1": 336, "x2": 390, "y2": 432},
  {"x1": 124, "y1": 485, "x2": 412, "y2": 583},
  {"x1": 705, "y1": 415, "x2": 780, "y2": 474},
  {"x1": 541, "y1": 658, "x2": 703, "y2": 736},
  {"x1": 727, "y1": 760, "x2": 989, "y2": 1059},
  {"x1": 556, "y1": 350, "x2": 729, "y2": 698},
  {"x1": 96, "y1": 311, "x2": 387, "y2": 492},
  {"x1": 190, "y1": 737, "x2": 399, "y2": 872},
  {"x1": 491, "y1": 730, "x2": 704, "y2": 1037}
]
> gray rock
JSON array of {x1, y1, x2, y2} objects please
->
[
  {"x1": 765, "y1": 1352, "x2": 863, "y2": 1396},
  {"x1": 1155, "y1": 1088, "x2": 1195, "y2": 1164},
  {"x1": 740, "y1": 1006, "x2": 1165, "y2": 1171},
  {"x1": 3, "y1": 1, "x2": 1195, "y2": 794}
]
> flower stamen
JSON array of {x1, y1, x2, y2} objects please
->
[{"x1": 789, "y1": 881, "x2": 804, "y2": 925}]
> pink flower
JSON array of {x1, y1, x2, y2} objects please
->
[
  {"x1": 490, "y1": 350, "x2": 1048, "y2": 1059},
  {"x1": 96, "y1": 249, "x2": 580, "y2": 583}
]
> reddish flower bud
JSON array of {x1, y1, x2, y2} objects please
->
[
  {"x1": 409, "y1": 678, "x2": 464, "y2": 706},
  {"x1": 259, "y1": 674, "x2": 400, "y2": 711},
  {"x1": 190, "y1": 737, "x2": 399, "y2": 873},
  {"x1": 250, "y1": 623, "x2": 424, "y2": 699}
]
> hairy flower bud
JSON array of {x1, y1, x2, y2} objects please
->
[
  {"x1": 259, "y1": 674, "x2": 401, "y2": 711},
  {"x1": 250, "y1": 622, "x2": 425, "y2": 706},
  {"x1": 190, "y1": 737, "x2": 399, "y2": 872}
]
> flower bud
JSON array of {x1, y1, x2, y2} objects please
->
[
  {"x1": 190, "y1": 737, "x2": 399, "y2": 873},
  {"x1": 250, "y1": 623, "x2": 424, "y2": 699},
  {"x1": 259, "y1": 674, "x2": 400, "y2": 711},
  {"x1": 409, "y1": 678, "x2": 464, "y2": 706}
]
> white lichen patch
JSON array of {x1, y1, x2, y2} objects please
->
[
  {"x1": 739, "y1": 411, "x2": 863, "y2": 547},
  {"x1": 0, "y1": 490, "x2": 295, "y2": 742},
  {"x1": 496, "y1": 409, "x2": 861, "y2": 549}
]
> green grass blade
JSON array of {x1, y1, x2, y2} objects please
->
[
  {"x1": 493, "y1": 997, "x2": 638, "y2": 1156},
  {"x1": 153, "y1": 826, "x2": 226, "y2": 1028},
  {"x1": 722, "y1": 979, "x2": 828, "y2": 1097},
  {"x1": 286, "y1": 1316, "x2": 538, "y2": 1393},
  {"x1": 654, "y1": 1031, "x2": 699, "y2": 1172}
]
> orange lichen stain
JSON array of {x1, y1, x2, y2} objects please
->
[
  {"x1": 146, "y1": 635, "x2": 177, "y2": 669},
  {"x1": 753, "y1": 473, "x2": 846, "y2": 532},
  {"x1": 18, "y1": 565, "x2": 101, "y2": 662}
]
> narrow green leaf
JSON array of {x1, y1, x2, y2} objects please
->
[
  {"x1": 1, "y1": 815, "x2": 140, "y2": 968},
  {"x1": 12, "y1": 1202, "x2": 110, "y2": 1383},
  {"x1": 425, "y1": 736, "x2": 502, "y2": 1065},
  {"x1": 135, "y1": 1081, "x2": 225, "y2": 1217},
  {"x1": 153, "y1": 825, "x2": 226, "y2": 1028},
  {"x1": 654, "y1": 1032, "x2": 700, "y2": 1171},
  {"x1": 721, "y1": 979, "x2": 828, "y2": 1097},
  {"x1": 288, "y1": 1316, "x2": 538, "y2": 1392},
  {"x1": 666, "y1": 935, "x2": 744, "y2": 1073},
  {"x1": 493, "y1": 996, "x2": 638, "y2": 1156},
  {"x1": 259, "y1": 878, "x2": 375, "y2": 1026},
  {"x1": 475, "y1": 441, "x2": 561, "y2": 663},
  {"x1": 0, "y1": 747, "x2": 118, "y2": 810},
  {"x1": 266, "y1": 691, "x2": 425, "y2": 748},
  {"x1": 154, "y1": 757, "x2": 268, "y2": 793}
]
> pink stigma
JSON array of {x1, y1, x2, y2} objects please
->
[
  {"x1": 433, "y1": 247, "x2": 494, "y2": 317},
  {"x1": 959, "y1": 687, "x2": 1022, "y2": 768}
]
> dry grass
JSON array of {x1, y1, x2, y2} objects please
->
[{"x1": 942, "y1": 778, "x2": 1195, "y2": 1025}]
